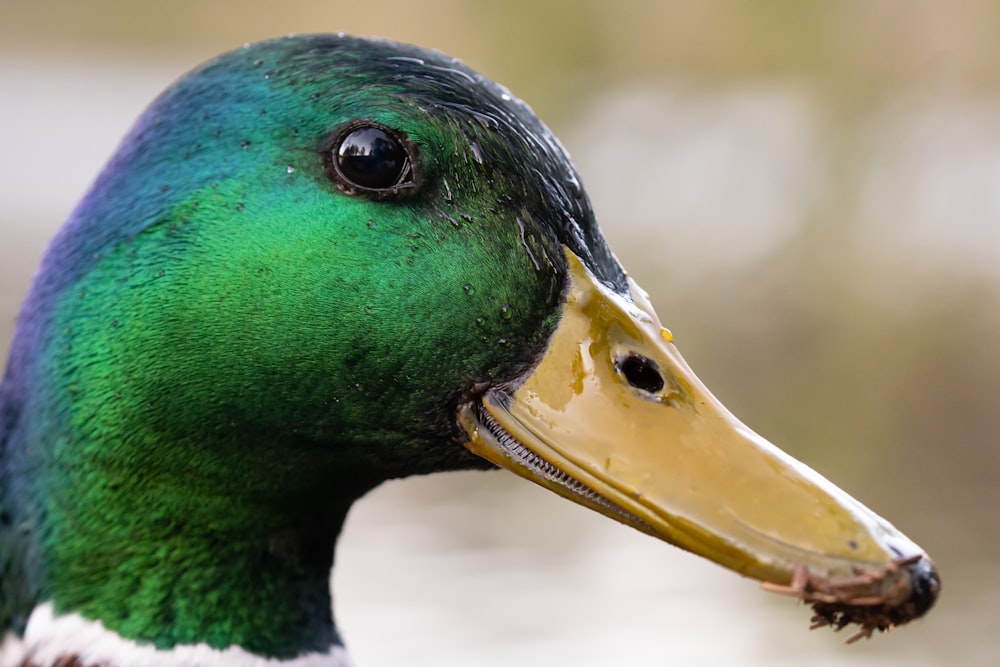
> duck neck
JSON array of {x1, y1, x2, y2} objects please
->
[
  {"x1": 2, "y1": 379, "x2": 382, "y2": 664},
  {"x1": 7, "y1": 602, "x2": 354, "y2": 667},
  {"x1": 18, "y1": 462, "x2": 373, "y2": 663}
]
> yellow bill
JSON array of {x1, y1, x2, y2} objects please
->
[{"x1": 459, "y1": 249, "x2": 939, "y2": 641}]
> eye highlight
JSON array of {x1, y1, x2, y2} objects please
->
[
  {"x1": 617, "y1": 353, "x2": 665, "y2": 394},
  {"x1": 325, "y1": 122, "x2": 418, "y2": 196}
]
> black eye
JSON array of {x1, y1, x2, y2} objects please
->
[
  {"x1": 326, "y1": 122, "x2": 417, "y2": 195},
  {"x1": 618, "y1": 353, "x2": 665, "y2": 394}
]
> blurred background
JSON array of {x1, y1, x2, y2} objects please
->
[{"x1": 1, "y1": 1, "x2": 997, "y2": 665}]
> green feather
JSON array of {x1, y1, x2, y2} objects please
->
[{"x1": 0, "y1": 34, "x2": 620, "y2": 656}]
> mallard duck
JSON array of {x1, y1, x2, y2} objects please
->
[{"x1": 0, "y1": 34, "x2": 938, "y2": 667}]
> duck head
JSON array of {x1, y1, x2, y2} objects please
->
[{"x1": 0, "y1": 34, "x2": 937, "y2": 665}]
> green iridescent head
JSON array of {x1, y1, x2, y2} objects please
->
[
  {"x1": 0, "y1": 33, "x2": 627, "y2": 657},
  {"x1": 0, "y1": 34, "x2": 937, "y2": 665}
]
